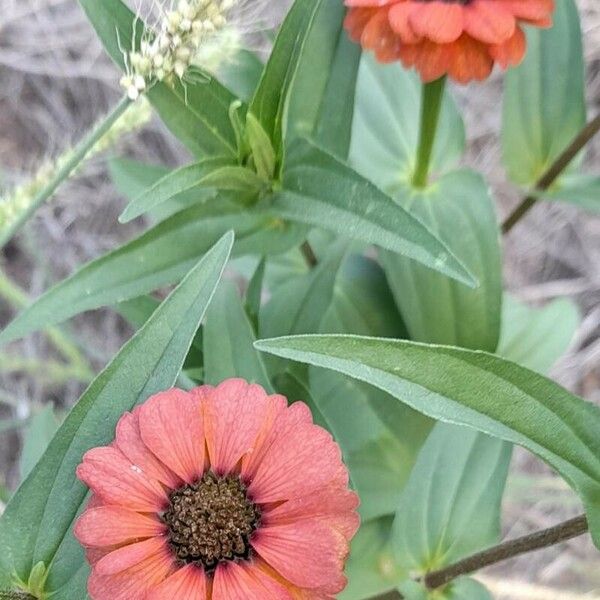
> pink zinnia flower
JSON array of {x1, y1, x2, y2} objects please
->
[{"x1": 75, "y1": 379, "x2": 360, "y2": 600}]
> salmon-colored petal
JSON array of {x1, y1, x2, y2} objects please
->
[
  {"x1": 240, "y1": 395, "x2": 287, "y2": 481},
  {"x1": 138, "y1": 389, "x2": 205, "y2": 484},
  {"x1": 344, "y1": 7, "x2": 377, "y2": 43},
  {"x1": 361, "y1": 9, "x2": 403, "y2": 63},
  {"x1": 75, "y1": 506, "x2": 166, "y2": 547},
  {"x1": 502, "y1": 0, "x2": 554, "y2": 24},
  {"x1": 345, "y1": 0, "x2": 396, "y2": 6},
  {"x1": 252, "y1": 522, "x2": 348, "y2": 594},
  {"x1": 263, "y1": 486, "x2": 360, "y2": 540},
  {"x1": 115, "y1": 409, "x2": 181, "y2": 489},
  {"x1": 408, "y1": 2, "x2": 464, "y2": 44},
  {"x1": 146, "y1": 564, "x2": 207, "y2": 600},
  {"x1": 249, "y1": 407, "x2": 347, "y2": 503},
  {"x1": 77, "y1": 446, "x2": 168, "y2": 512},
  {"x1": 212, "y1": 561, "x2": 293, "y2": 600},
  {"x1": 95, "y1": 537, "x2": 170, "y2": 576},
  {"x1": 88, "y1": 544, "x2": 175, "y2": 600},
  {"x1": 388, "y1": 3, "x2": 420, "y2": 44},
  {"x1": 408, "y1": 39, "x2": 452, "y2": 83},
  {"x1": 447, "y1": 34, "x2": 494, "y2": 84},
  {"x1": 197, "y1": 379, "x2": 277, "y2": 476},
  {"x1": 489, "y1": 25, "x2": 526, "y2": 68},
  {"x1": 464, "y1": 0, "x2": 515, "y2": 44}
]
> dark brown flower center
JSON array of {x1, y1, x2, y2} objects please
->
[{"x1": 163, "y1": 473, "x2": 260, "y2": 572}]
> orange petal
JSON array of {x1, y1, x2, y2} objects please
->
[
  {"x1": 490, "y1": 25, "x2": 527, "y2": 68},
  {"x1": 77, "y1": 446, "x2": 168, "y2": 512},
  {"x1": 406, "y1": 39, "x2": 452, "y2": 83},
  {"x1": 115, "y1": 409, "x2": 181, "y2": 489},
  {"x1": 146, "y1": 564, "x2": 207, "y2": 600},
  {"x1": 75, "y1": 506, "x2": 166, "y2": 547},
  {"x1": 361, "y1": 9, "x2": 403, "y2": 63},
  {"x1": 464, "y1": 0, "x2": 515, "y2": 44},
  {"x1": 502, "y1": 0, "x2": 555, "y2": 25},
  {"x1": 446, "y1": 34, "x2": 494, "y2": 84},
  {"x1": 138, "y1": 388, "x2": 205, "y2": 484},
  {"x1": 212, "y1": 561, "x2": 292, "y2": 600},
  {"x1": 407, "y1": 2, "x2": 464, "y2": 44},
  {"x1": 344, "y1": 7, "x2": 377, "y2": 43},
  {"x1": 252, "y1": 521, "x2": 348, "y2": 595},
  {"x1": 388, "y1": 3, "x2": 421, "y2": 44}
]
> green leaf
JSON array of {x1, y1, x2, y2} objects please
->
[
  {"x1": 250, "y1": 0, "x2": 359, "y2": 157},
  {"x1": 400, "y1": 577, "x2": 491, "y2": 600},
  {"x1": 351, "y1": 54, "x2": 465, "y2": 193},
  {"x1": 498, "y1": 295, "x2": 580, "y2": 374},
  {"x1": 260, "y1": 241, "x2": 348, "y2": 340},
  {"x1": 255, "y1": 334, "x2": 600, "y2": 548},
  {"x1": 0, "y1": 232, "x2": 233, "y2": 592},
  {"x1": 109, "y1": 157, "x2": 216, "y2": 222},
  {"x1": 246, "y1": 113, "x2": 277, "y2": 181},
  {"x1": 341, "y1": 517, "x2": 405, "y2": 600},
  {"x1": 211, "y1": 49, "x2": 264, "y2": 102},
  {"x1": 393, "y1": 423, "x2": 511, "y2": 572},
  {"x1": 19, "y1": 406, "x2": 60, "y2": 482},
  {"x1": 77, "y1": 0, "x2": 239, "y2": 158},
  {"x1": 245, "y1": 258, "x2": 266, "y2": 326},
  {"x1": 502, "y1": 0, "x2": 586, "y2": 185},
  {"x1": 271, "y1": 138, "x2": 476, "y2": 287},
  {"x1": 312, "y1": 255, "x2": 431, "y2": 520},
  {"x1": 118, "y1": 156, "x2": 262, "y2": 223},
  {"x1": 539, "y1": 173, "x2": 600, "y2": 213},
  {"x1": 203, "y1": 281, "x2": 273, "y2": 391},
  {"x1": 381, "y1": 169, "x2": 502, "y2": 352},
  {"x1": 0, "y1": 202, "x2": 306, "y2": 345}
]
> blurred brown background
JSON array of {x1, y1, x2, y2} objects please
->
[{"x1": 0, "y1": 1, "x2": 599, "y2": 597}]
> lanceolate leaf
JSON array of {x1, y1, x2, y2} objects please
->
[
  {"x1": 118, "y1": 157, "x2": 263, "y2": 223},
  {"x1": 271, "y1": 138, "x2": 476, "y2": 287},
  {"x1": 0, "y1": 202, "x2": 305, "y2": 345},
  {"x1": 0, "y1": 233, "x2": 233, "y2": 593},
  {"x1": 502, "y1": 0, "x2": 586, "y2": 185},
  {"x1": 393, "y1": 424, "x2": 511, "y2": 572},
  {"x1": 250, "y1": 0, "x2": 359, "y2": 157},
  {"x1": 77, "y1": 0, "x2": 238, "y2": 158},
  {"x1": 381, "y1": 169, "x2": 502, "y2": 352},
  {"x1": 203, "y1": 281, "x2": 273, "y2": 391},
  {"x1": 255, "y1": 335, "x2": 600, "y2": 548}
]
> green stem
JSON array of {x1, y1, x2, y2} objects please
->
[
  {"x1": 0, "y1": 96, "x2": 132, "y2": 248},
  {"x1": 412, "y1": 77, "x2": 446, "y2": 189},
  {"x1": 0, "y1": 268, "x2": 93, "y2": 378}
]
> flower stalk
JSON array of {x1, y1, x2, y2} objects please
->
[{"x1": 412, "y1": 77, "x2": 446, "y2": 189}]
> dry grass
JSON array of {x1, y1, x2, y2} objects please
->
[{"x1": 0, "y1": 1, "x2": 599, "y2": 597}]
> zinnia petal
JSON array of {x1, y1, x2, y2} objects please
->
[
  {"x1": 146, "y1": 564, "x2": 207, "y2": 600},
  {"x1": 252, "y1": 521, "x2": 349, "y2": 594},
  {"x1": 95, "y1": 537, "x2": 170, "y2": 576},
  {"x1": 138, "y1": 388, "x2": 205, "y2": 484},
  {"x1": 212, "y1": 561, "x2": 292, "y2": 600},
  {"x1": 464, "y1": 0, "x2": 515, "y2": 44},
  {"x1": 76, "y1": 446, "x2": 168, "y2": 512},
  {"x1": 197, "y1": 379, "x2": 276, "y2": 475},
  {"x1": 407, "y1": 2, "x2": 464, "y2": 44},
  {"x1": 75, "y1": 506, "x2": 166, "y2": 547}
]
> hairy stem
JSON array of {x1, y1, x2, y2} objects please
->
[
  {"x1": 424, "y1": 514, "x2": 589, "y2": 590},
  {"x1": 0, "y1": 96, "x2": 132, "y2": 248},
  {"x1": 502, "y1": 113, "x2": 600, "y2": 233},
  {"x1": 412, "y1": 77, "x2": 446, "y2": 189}
]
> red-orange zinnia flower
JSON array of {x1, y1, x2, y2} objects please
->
[
  {"x1": 344, "y1": 0, "x2": 555, "y2": 83},
  {"x1": 75, "y1": 379, "x2": 359, "y2": 600}
]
